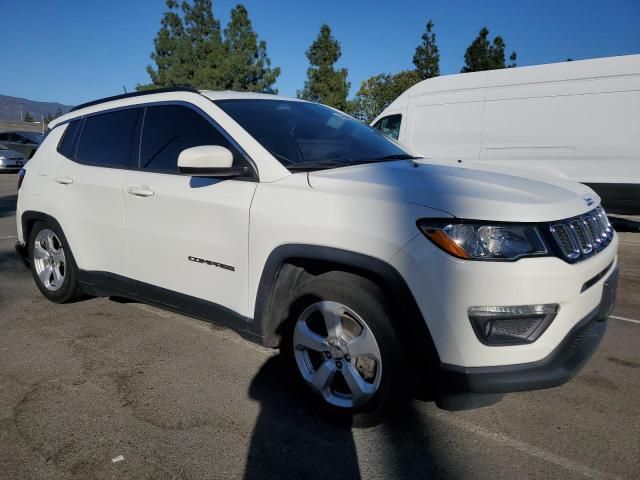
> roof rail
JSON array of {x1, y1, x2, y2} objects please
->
[{"x1": 70, "y1": 86, "x2": 200, "y2": 112}]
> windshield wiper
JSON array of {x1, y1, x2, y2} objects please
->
[
  {"x1": 365, "y1": 154, "x2": 422, "y2": 161},
  {"x1": 287, "y1": 154, "x2": 421, "y2": 171},
  {"x1": 287, "y1": 159, "x2": 352, "y2": 171}
]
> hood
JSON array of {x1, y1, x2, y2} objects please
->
[{"x1": 307, "y1": 160, "x2": 597, "y2": 222}]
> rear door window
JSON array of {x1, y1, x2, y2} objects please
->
[
  {"x1": 373, "y1": 114, "x2": 402, "y2": 140},
  {"x1": 76, "y1": 109, "x2": 140, "y2": 167},
  {"x1": 139, "y1": 104, "x2": 241, "y2": 173}
]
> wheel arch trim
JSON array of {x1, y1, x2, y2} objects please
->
[
  {"x1": 253, "y1": 244, "x2": 438, "y2": 361},
  {"x1": 19, "y1": 211, "x2": 78, "y2": 265},
  {"x1": 20, "y1": 211, "x2": 66, "y2": 243}
]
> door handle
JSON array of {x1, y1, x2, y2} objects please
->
[
  {"x1": 126, "y1": 186, "x2": 155, "y2": 197},
  {"x1": 54, "y1": 176, "x2": 73, "y2": 185}
]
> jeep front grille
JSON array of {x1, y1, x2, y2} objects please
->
[{"x1": 549, "y1": 207, "x2": 613, "y2": 263}]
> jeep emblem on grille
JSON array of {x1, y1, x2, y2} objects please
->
[{"x1": 584, "y1": 196, "x2": 595, "y2": 207}]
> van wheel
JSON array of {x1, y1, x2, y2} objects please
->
[
  {"x1": 283, "y1": 271, "x2": 407, "y2": 427},
  {"x1": 29, "y1": 221, "x2": 81, "y2": 303}
]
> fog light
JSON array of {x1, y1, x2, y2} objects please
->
[{"x1": 468, "y1": 304, "x2": 558, "y2": 346}]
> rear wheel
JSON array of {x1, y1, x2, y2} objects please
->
[
  {"x1": 29, "y1": 221, "x2": 81, "y2": 303},
  {"x1": 284, "y1": 271, "x2": 407, "y2": 427}
]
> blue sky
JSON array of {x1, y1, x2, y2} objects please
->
[{"x1": 2, "y1": 0, "x2": 640, "y2": 106}]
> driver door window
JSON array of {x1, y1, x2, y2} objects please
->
[
  {"x1": 373, "y1": 114, "x2": 402, "y2": 140},
  {"x1": 140, "y1": 105, "x2": 242, "y2": 173}
]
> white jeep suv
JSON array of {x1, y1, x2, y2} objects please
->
[{"x1": 15, "y1": 87, "x2": 618, "y2": 423}]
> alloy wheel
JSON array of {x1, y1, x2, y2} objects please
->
[
  {"x1": 293, "y1": 301, "x2": 382, "y2": 408},
  {"x1": 33, "y1": 229, "x2": 66, "y2": 291}
]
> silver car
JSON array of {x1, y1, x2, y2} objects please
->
[
  {"x1": 0, "y1": 144, "x2": 25, "y2": 171},
  {"x1": 0, "y1": 131, "x2": 43, "y2": 159}
]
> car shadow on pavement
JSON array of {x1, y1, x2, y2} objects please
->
[
  {"x1": 0, "y1": 193, "x2": 18, "y2": 219},
  {"x1": 244, "y1": 354, "x2": 360, "y2": 479},
  {"x1": 244, "y1": 355, "x2": 452, "y2": 480}
]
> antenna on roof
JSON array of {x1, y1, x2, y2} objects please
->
[{"x1": 123, "y1": 85, "x2": 128, "y2": 93}]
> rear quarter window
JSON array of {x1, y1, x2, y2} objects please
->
[{"x1": 57, "y1": 120, "x2": 81, "y2": 159}]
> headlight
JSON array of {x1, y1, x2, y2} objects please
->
[{"x1": 417, "y1": 220, "x2": 548, "y2": 260}]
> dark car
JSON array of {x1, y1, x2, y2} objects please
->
[{"x1": 0, "y1": 131, "x2": 43, "y2": 159}]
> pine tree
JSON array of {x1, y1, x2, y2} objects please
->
[
  {"x1": 183, "y1": 0, "x2": 226, "y2": 89},
  {"x1": 413, "y1": 20, "x2": 440, "y2": 80},
  {"x1": 23, "y1": 111, "x2": 34, "y2": 122},
  {"x1": 298, "y1": 24, "x2": 350, "y2": 110},
  {"x1": 140, "y1": 1, "x2": 279, "y2": 92},
  {"x1": 223, "y1": 5, "x2": 280, "y2": 93},
  {"x1": 491, "y1": 35, "x2": 507, "y2": 68},
  {"x1": 461, "y1": 27, "x2": 517, "y2": 73},
  {"x1": 139, "y1": 0, "x2": 192, "y2": 89}
]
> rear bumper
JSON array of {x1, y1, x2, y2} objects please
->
[{"x1": 439, "y1": 267, "x2": 618, "y2": 394}]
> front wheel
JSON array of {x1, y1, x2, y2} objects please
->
[{"x1": 284, "y1": 271, "x2": 407, "y2": 427}]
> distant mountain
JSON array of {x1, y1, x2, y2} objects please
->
[{"x1": 0, "y1": 94, "x2": 72, "y2": 122}]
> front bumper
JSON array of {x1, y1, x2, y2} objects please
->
[
  {"x1": 438, "y1": 266, "x2": 617, "y2": 393},
  {"x1": 392, "y1": 231, "x2": 619, "y2": 368},
  {"x1": 0, "y1": 159, "x2": 25, "y2": 171}
]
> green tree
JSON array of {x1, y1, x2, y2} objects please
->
[
  {"x1": 413, "y1": 20, "x2": 440, "y2": 80},
  {"x1": 183, "y1": 0, "x2": 226, "y2": 89},
  {"x1": 23, "y1": 111, "x2": 34, "y2": 122},
  {"x1": 298, "y1": 24, "x2": 350, "y2": 110},
  {"x1": 223, "y1": 5, "x2": 280, "y2": 93},
  {"x1": 351, "y1": 70, "x2": 421, "y2": 123},
  {"x1": 139, "y1": 0, "x2": 192, "y2": 89},
  {"x1": 461, "y1": 27, "x2": 517, "y2": 72},
  {"x1": 139, "y1": 1, "x2": 279, "y2": 92}
]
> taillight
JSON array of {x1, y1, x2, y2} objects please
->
[{"x1": 17, "y1": 168, "x2": 26, "y2": 190}]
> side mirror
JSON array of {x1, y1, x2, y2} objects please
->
[{"x1": 178, "y1": 145, "x2": 249, "y2": 178}]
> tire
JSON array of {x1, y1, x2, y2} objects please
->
[
  {"x1": 282, "y1": 271, "x2": 408, "y2": 427},
  {"x1": 28, "y1": 220, "x2": 81, "y2": 303}
]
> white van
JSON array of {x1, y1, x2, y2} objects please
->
[{"x1": 373, "y1": 55, "x2": 640, "y2": 214}]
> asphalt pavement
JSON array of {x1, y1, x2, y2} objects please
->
[{"x1": 0, "y1": 173, "x2": 638, "y2": 479}]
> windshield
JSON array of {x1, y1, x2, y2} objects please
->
[{"x1": 214, "y1": 99, "x2": 415, "y2": 170}]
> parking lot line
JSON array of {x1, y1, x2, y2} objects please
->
[
  {"x1": 433, "y1": 411, "x2": 622, "y2": 480},
  {"x1": 0, "y1": 235, "x2": 17, "y2": 239},
  {"x1": 609, "y1": 315, "x2": 640, "y2": 325}
]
